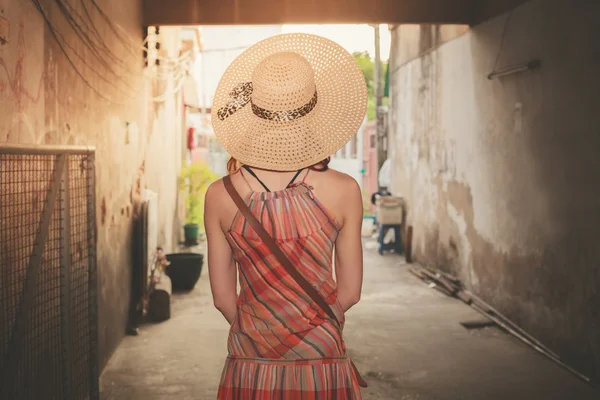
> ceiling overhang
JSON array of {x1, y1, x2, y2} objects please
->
[{"x1": 144, "y1": 0, "x2": 530, "y2": 26}]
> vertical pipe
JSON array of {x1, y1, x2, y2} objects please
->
[
  {"x1": 86, "y1": 153, "x2": 100, "y2": 399},
  {"x1": 59, "y1": 156, "x2": 73, "y2": 399},
  {"x1": 373, "y1": 24, "x2": 386, "y2": 188},
  {"x1": 374, "y1": 24, "x2": 382, "y2": 110},
  {"x1": 357, "y1": 117, "x2": 365, "y2": 190}
]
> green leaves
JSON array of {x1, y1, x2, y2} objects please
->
[
  {"x1": 179, "y1": 162, "x2": 218, "y2": 227},
  {"x1": 353, "y1": 51, "x2": 388, "y2": 121},
  {"x1": 353, "y1": 51, "x2": 375, "y2": 96}
]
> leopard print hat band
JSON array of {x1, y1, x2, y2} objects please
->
[{"x1": 216, "y1": 82, "x2": 318, "y2": 123}]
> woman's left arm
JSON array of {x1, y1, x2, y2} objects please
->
[{"x1": 205, "y1": 181, "x2": 238, "y2": 324}]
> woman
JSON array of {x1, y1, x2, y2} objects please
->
[{"x1": 204, "y1": 33, "x2": 368, "y2": 399}]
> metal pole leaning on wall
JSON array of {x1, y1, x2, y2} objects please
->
[{"x1": 410, "y1": 266, "x2": 593, "y2": 385}]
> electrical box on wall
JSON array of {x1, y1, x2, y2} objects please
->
[{"x1": 0, "y1": 16, "x2": 9, "y2": 45}]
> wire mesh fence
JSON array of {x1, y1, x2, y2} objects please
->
[{"x1": 0, "y1": 146, "x2": 98, "y2": 400}]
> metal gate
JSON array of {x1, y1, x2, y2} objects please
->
[{"x1": 0, "y1": 145, "x2": 99, "y2": 400}]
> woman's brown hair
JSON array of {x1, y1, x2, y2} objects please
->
[{"x1": 227, "y1": 157, "x2": 330, "y2": 174}]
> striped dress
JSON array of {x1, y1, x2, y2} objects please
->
[{"x1": 218, "y1": 175, "x2": 362, "y2": 399}]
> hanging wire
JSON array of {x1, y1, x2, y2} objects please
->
[
  {"x1": 30, "y1": 0, "x2": 124, "y2": 104},
  {"x1": 87, "y1": 0, "x2": 148, "y2": 57},
  {"x1": 45, "y1": 13, "x2": 138, "y2": 97},
  {"x1": 38, "y1": 0, "x2": 147, "y2": 102},
  {"x1": 81, "y1": 0, "x2": 195, "y2": 75},
  {"x1": 31, "y1": 0, "x2": 193, "y2": 105},
  {"x1": 82, "y1": 0, "x2": 181, "y2": 74},
  {"x1": 79, "y1": 0, "x2": 145, "y2": 66},
  {"x1": 63, "y1": 0, "x2": 130, "y2": 66},
  {"x1": 61, "y1": 4, "x2": 140, "y2": 90},
  {"x1": 491, "y1": 9, "x2": 516, "y2": 73},
  {"x1": 53, "y1": 0, "x2": 139, "y2": 91},
  {"x1": 68, "y1": 0, "x2": 147, "y2": 81}
]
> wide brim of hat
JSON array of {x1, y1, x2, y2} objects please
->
[{"x1": 211, "y1": 33, "x2": 368, "y2": 171}]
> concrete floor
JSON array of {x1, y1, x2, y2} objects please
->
[{"x1": 100, "y1": 240, "x2": 599, "y2": 400}]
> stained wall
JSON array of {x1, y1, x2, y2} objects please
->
[
  {"x1": 389, "y1": 0, "x2": 600, "y2": 381},
  {"x1": 0, "y1": 0, "x2": 183, "y2": 369}
]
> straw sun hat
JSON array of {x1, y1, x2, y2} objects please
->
[{"x1": 211, "y1": 33, "x2": 368, "y2": 171}]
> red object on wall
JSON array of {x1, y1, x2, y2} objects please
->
[{"x1": 187, "y1": 127, "x2": 196, "y2": 150}]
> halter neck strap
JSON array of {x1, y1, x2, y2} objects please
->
[{"x1": 242, "y1": 166, "x2": 305, "y2": 192}]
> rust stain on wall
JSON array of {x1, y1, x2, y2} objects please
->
[{"x1": 100, "y1": 196, "x2": 107, "y2": 226}]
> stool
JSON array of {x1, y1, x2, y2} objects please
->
[{"x1": 378, "y1": 224, "x2": 403, "y2": 255}]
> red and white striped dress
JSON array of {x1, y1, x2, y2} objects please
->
[{"x1": 218, "y1": 171, "x2": 362, "y2": 399}]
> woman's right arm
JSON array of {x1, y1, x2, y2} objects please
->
[
  {"x1": 205, "y1": 181, "x2": 238, "y2": 324},
  {"x1": 334, "y1": 177, "x2": 364, "y2": 312}
]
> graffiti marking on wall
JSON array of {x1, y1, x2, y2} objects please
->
[{"x1": 0, "y1": 21, "x2": 44, "y2": 141}]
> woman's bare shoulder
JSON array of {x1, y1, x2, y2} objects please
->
[
  {"x1": 205, "y1": 177, "x2": 241, "y2": 232},
  {"x1": 205, "y1": 172, "x2": 247, "y2": 204},
  {"x1": 205, "y1": 177, "x2": 226, "y2": 203},
  {"x1": 312, "y1": 168, "x2": 360, "y2": 193},
  {"x1": 310, "y1": 168, "x2": 362, "y2": 225}
]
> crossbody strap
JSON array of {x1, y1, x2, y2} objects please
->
[{"x1": 223, "y1": 175, "x2": 338, "y2": 324}]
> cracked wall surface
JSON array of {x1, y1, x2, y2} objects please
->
[{"x1": 389, "y1": 0, "x2": 600, "y2": 382}]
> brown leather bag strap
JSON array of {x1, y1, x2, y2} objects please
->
[
  {"x1": 223, "y1": 175, "x2": 338, "y2": 323},
  {"x1": 223, "y1": 175, "x2": 367, "y2": 388}
]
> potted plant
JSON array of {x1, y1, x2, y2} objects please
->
[{"x1": 179, "y1": 161, "x2": 218, "y2": 244}]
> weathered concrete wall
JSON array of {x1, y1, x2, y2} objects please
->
[
  {"x1": 0, "y1": 0, "x2": 183, "y2": 370},
  {"x1": 389, "y1": 0, "x2": 600, "y2": 381}
]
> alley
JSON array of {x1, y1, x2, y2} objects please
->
[
  {"x1": 2, "y1": 0, "x2": 599, "y2": 398},
  {"x1": 99, "y1": 240, "x2": 598, "y2": 400}
]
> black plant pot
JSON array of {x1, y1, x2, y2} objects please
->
[{"x1": 165, "y1": 253, "x2": 204, "y2": 291}]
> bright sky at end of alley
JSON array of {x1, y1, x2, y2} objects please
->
[{"x1": 281, "y1": 24, "x2": 391, "y2": 60}]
